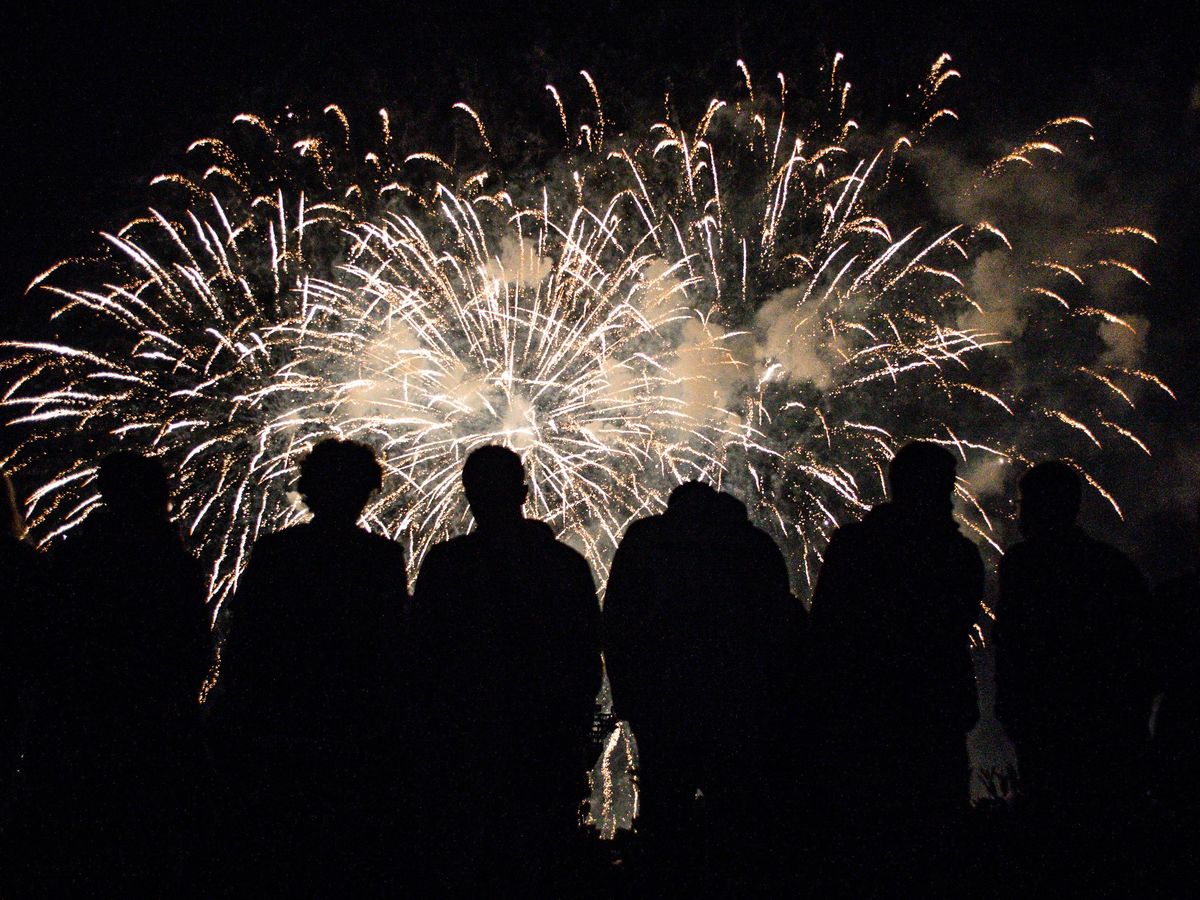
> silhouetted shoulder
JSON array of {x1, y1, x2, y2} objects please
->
[
  {"x1": 1091, "y1": 536, "x2": 1144, "y2": 578},
  {"x1": 528, "y1": 519, "x2": 556, "y2": 540},
  {"x1": 826, "y1": 518, "x2": 867, "y2": 549},
  {"x1": 1003, "y1": 531, "x2": 1142, "y2": 594},
  {"x1": 952, "y1": 527, "x2": 983, "y2": 556},
  {"x1": 1155, "y1": 570, "x2": 1199, "y2": 603},
  {"x1": 243, "y1": 527, "x2": 292, "y2": 559},
  {"x1": 951, "y1": 527, "x2": 985, "y2": 578},
  {"x1": 1, "y1": 534, "x2": 42, "y2": 566},
  {"x1": 517, "y1": 518, "x2": 592, "y2": 576},
  {"x1": 548, "y1": 529, "x2": 590, "y2": 568},
  {"x1": 745, "y1": 520, "x2": 785, "y2": 552},
  {"x1": 411, "y1": 533, "x2": 487, "y2": 611},
  {"x1": 231, "y1": 528, "x2": 298, "y2": 587},
  {"x1": 742, "y1": 522, "x2": 792, "y2": 587},
  {"x1": 997, "y1": 538, "x2": 1035, "y2": 580},
  {"x1": 618, "y1": 514, "x2": 666, "y2": 544},
  {"x1": 1000, "y1": 538, "x2": 1031, "y2": 560},
  {"x1": 604, "y1": 514, "x2": 668, "y2": 604},
  {"x1": 1152, "y1": 569, "x2": 1200, "y2": 638},
  {"x1": 447, "y1": 531, "x2": 482, "y2": 552},
  {"x1": 254, "y1": 521, "x2": 404, "y2": 560},
  {"x1": 417, "y1": 534, "x2": 470, "y2": 568},
  {"x1": 354, "y1": 528, "x2": 409, "y2": 577},
  {"x1": 810, "y1": 519, "x2": 866, "y2": 586},
  {"x1": 359, "y1": 527, "x2": 409, "y2": 555}
]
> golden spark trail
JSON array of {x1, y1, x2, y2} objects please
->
[{"x1": 1, "y1": 57, "x2": 1161, "y2": 618}]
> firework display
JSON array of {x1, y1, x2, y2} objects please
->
[{"x1": 0, "y1": 55, "x2": 1166, "y2": 624}]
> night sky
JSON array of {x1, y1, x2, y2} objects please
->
[{"x1": 2, "y1": 0, "x2": 1197, "y2": 581}]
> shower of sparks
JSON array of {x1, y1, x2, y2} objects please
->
[{"x1": 1, "y1": 56, "x2": 1166, "y2": 620}]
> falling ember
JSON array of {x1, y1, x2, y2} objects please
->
[{"x1": 1, "y1": 56, "x2": 1165, "y2": 621}]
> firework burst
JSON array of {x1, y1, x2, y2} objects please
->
[{"x1": 1, "y1": 55, "x2": 1167, "y2": 623}]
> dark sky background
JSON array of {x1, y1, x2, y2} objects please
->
[{"x1": 2, "y1": 0, "x2": 1197, "y2": 584}]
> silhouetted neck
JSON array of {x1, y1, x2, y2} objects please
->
[
  {"x1": 96, "y1": 506, "x2": 172, "y2": 533},
  {"x1": 1021, "y1": 521, "x2": 1082, "y2": 542},
  {"x1": 310, "y1": 512, "x2": 363, "y2": 530},
  {"x1": 473, "y1": 511, "x2": 526, "y2": 533},
  {"x1": 876, "y1": 499, "x2": 955, "y2": 530}
]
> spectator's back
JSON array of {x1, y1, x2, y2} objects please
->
[
  {"x1": 604, "y1": 483, "x2": 803, "y2": 889},
  {"x1": 410, "y1": 446, "x2": 600, "y2": 891},
  {"x1": 1149, "y1": 565, "x2": 1200, "y2": 812},
  {"x1": 995, "y1": 461, "x2": 1151, "y2": 806},
  {"x1": 0, "y1": 474, "x2": 47, "y2": 807},
  {"x1": 806, "y1": 443, "x2": 982, "y2": 891},
  {"x1": 414, "y1": 518, "x2": 598, "y2": 779},
  {"x1": 213, "y1": 439, "x2": 408, "y2": 893},
  {"x1": 218, "y1": 520, "x2": 407, "y2": 739},
  {"x1": 54, "y1": 508, "x2": 208, "y2": 723},
  {"x1": 21, "y1": 452, "x2": 208, "y2": 893},
  {"x1": 811, "y1": 500, "x2": 982, "y2": 755}
]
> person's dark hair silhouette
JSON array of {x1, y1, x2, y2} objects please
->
[
  {"x1": 213, "y1": 438, "x2": 407, "y2": 892},
  {"x1": 889, "y1": 439, "x2": 959, "y2": 511},
  {"x1": 295, "y1": 437, "x2": 383, "y2": 523},
  {"x1": 461, "y1": 442, "x2": 527, "y2": 523},
  {"x1": 19, "y1": 451, "x2": 209, "y2": 892},
  {"x1": 604, "y1": 479, "x2": 804, "y2": 890},
  {"x1": 807, "y1": 441, "x2": 983, "y2": 887},
  {"x1": 409, "y1": 444, "x2": 601, "y2": 892},
  {"x1": 1016, "y1": 459, "x2": 1081, "y2": 535},
  {"x1": 995, "y1": 460, "x2": 1152, "y2": 813}
]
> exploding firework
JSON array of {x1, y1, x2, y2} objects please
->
[{"x1": 1, "y1": 55, "x2": 1168, "y2": 627}]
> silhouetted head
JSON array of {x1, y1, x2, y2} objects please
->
[
  {"x1": 1018, "y1": 460, "x2": 1081, "y2": 537},
  {"x1": 888, "y1": 442, "x2": 957, "y2": 516},
  {"x1": 713, "y1": 490, "x2": 749, "y2": 526},
  {"x1": 462, "y1": 445, "x2": 528, "y2": 527},
  {"x1": 2, "y1": 473, "x2": 27, "y2": 541},
  {"x1": 98, "y1": 451, "x2": 172, "y2": 522},
  {"x1": 667, "y1": 480, "x2": 717, "y2": 520},
  {"x1": 298, "y1": 439, "x2": 383, "y2": 524}
]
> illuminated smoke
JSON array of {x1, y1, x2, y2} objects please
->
[{"x1": 2, "y1": 56, "x2": 1167, "y2": 618}]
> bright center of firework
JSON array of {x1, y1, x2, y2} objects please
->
[
  {"x1": 498, "y1": 394, "x2": 536, "y2": 447},
  {"x1": 322, "y1": 248, "x2": 741, "y2": 577}
]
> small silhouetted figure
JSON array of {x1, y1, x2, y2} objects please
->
[
  {"x1": 410, "y1": 445, "x2": 601, "y2": 891},
  {"x1": 22, "y1": 451, "x2": 209, "y2": 893},
  {"x1": 0, "y1": 474, "x2": 46, "y2": 805},
  {"x1": 808, "y1": 442, "x2": 982, "y2": 883},
  {"x1": 995, "y1": 461, "x2": 1151, "y2": 811},
  {"x1": 1148, "y1": 504, "x2": 1200, "y2": 815},
  {"x1": 604, "y1": 481, "x2": 804, "y2": 888},
  {"x1": 215, "y1": 439, "x2": 408, "y2": 891}
]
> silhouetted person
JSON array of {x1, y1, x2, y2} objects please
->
[
  {"x1": 808, "y1": 442, "x2": 982, "y2": 885},
  {"x1": 19, "y1": 452, "x2": 209, "y2": 893},
  {"x1": 410, "y1": 445, "x2": 601, "y2": 892},
  {"x1": 995, "y1": 461, "x2": 1151, "y2": 812},
  {"x1": 214, "y1": 439, "x2": 408, "y2": 892},
  {"x1": 1148, "y1": 505, "x2": 1200, "y2": 815},
  {"x1": 0, "y1": 473, "x2": 46, "y2": 808},
  {"x1": 604, "y1": 481, "x2": 804, "y2": 888}
]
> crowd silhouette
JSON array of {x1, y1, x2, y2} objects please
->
[{"x1": 0, "y1": 439, "x2": 1193, "y2": 895}]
